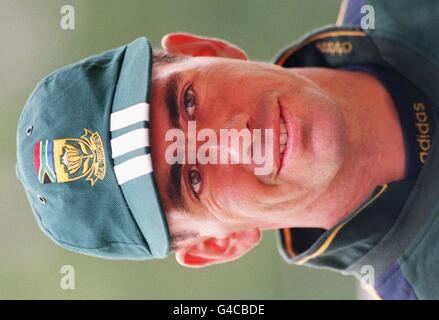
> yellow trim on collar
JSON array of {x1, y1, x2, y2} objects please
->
[
  {"x1": 282, "y1": 228, "x2": 297, "y2": 258},
  {"x1": 364, "y1": 285, "x2": 383, "y2": 300},
  {"x1": 336, "y1": 0, "x2": 349, "y2": 26},
  {"x1": 295, "y1": 184, "x2": 388, "y2": 265}
]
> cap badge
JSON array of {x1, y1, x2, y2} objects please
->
[{"x1": 34, "y1": 129, "x2": 106, "y2": 186}]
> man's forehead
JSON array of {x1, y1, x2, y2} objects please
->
[{"x1": 152, "y1": 56, "x2": 225, "y2": 82}]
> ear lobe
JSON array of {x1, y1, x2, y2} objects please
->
[
  {"x1": 161, "y1": 32, "x2": 247, "y2": 60},
  {"x1": 175, "y1": 229, "x2": 261, "y2": 268}
]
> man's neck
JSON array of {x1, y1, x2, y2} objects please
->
[{"x1": 284, "y1": 67, "x2": 405, "y2": 229}]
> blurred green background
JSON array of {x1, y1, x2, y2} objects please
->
[{"x1": 0, "y1": 0, "x2": 359, "y2": 299}]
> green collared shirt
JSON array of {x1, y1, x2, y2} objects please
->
[{"x1": 275, "y1": 0, "x2": 439, "y2": 299}]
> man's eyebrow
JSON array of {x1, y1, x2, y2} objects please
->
[
  {"x1": 165, "y1": 73, "x2": 183, "y2": 130},
  {"x1": 164, "y1": 73, "x2": 187, "y2": 211},
  {"x1": 167, "y1": 162, "x2": 188, "y2": 212}
]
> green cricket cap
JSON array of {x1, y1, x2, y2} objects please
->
[{"x1": 16, "y1": 37, "x2": 170, "y2": 260}]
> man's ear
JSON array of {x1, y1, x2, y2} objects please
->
[
  {"x1": 161, "y1": 32, "x2": 247, "y2": 60},
  {"x1": 175, "y1": 229, "x2": 261, "y2": 268}
]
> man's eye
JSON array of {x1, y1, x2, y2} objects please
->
[
  {"x1": 184, "y1": 85, "x2": 197, "y2": 118},
  {"x1": 188, "y1": 165, "x2": 202, "y2": 196}
]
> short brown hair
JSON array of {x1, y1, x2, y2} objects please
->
[{"x1": 152, "y1": 49, "x2": 183, "y2": 66}]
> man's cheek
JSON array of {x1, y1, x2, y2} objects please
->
[{"x1": 217, "y1": 175, "x2": 258, "y2": 201}]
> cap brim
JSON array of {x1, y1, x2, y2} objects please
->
[{"x1": 111, "y1": 37, "x2": 170, "y2": 258}]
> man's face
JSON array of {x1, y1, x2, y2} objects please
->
[{"x1": 150, "y1": 57, "x2": 345, "y2": 237}]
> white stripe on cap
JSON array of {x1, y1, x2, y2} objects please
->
[
  {"x1": 110, "y1": 102, "x2": 154, "y2": 185},
  {"x1": 110, "y1": 128, "x2": 149, "y2": 158},
  {"x1": 113, "y1": 154, "x2": 153, "y2": 184},
  {"x1": 110, "y1": 102, "x2": 149, "y2": 131}
]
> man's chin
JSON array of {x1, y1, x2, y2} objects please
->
[{"x1": 277, "y1": 142, "x2": 345, "y2": 194}]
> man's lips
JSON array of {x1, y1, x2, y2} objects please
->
[
  {"x1": 279, "y1": 114, "x2": 288, "y2": 157},
  {"x1": 278, "y1": 102, "x2": 295, "y2": 175},
  {"x1": 246, "y1": 99, "x2": 297, "y2": 179}
]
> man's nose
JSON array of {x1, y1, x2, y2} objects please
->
[{"x1": 207, "y1": 113, "x2": 253, "y2": 165}]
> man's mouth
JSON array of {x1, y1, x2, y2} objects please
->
[
  {"x1": 277, "y1": 105, "x2": 295, "y2": 175},
  {"x1": 279, "y1": 115, "x2": 288, "y2": 157}
]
